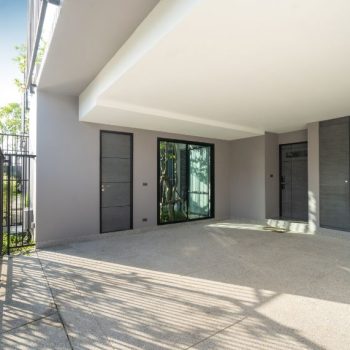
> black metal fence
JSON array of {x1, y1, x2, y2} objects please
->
[
  {"x1": 1, "y1": 134, "x2": 35, "y2": 255},
  {"x1": 0, "y1": 149, "x2": 4, "y2": 256},
  {"x1": 0, "y1": 133, "x2": 29, "y2": 155}
]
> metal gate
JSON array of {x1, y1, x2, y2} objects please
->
[{"x1": 1, "y1": 134, "x2": 36, "y2": 255}]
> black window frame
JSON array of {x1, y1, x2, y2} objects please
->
[{"x1": 157, "y1": 137, "x2": 215, "y2": 225}]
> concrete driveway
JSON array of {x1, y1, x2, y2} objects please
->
[{"x1": 1, "y1": 220, "x2": 350, "y2": 349}]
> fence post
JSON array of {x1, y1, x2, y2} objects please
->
[{"x1": 7, "y1": 156, "x2": 11, "y2": 255}]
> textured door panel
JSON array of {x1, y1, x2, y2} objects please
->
[
  {"x1": 101, "y1": 206, "x2": 131, "y2": 233},
  {"x1": 101, "y1": 183, "x2": 130, "y2": 208},
  {"x1": 101, "y1": 132, "x2": 131, "y2": 158},
  {"x1": 320, "y1": 117, "x2": 350, "y2": 231},
  {"x1": 100, "y1": 132, "x2": 132, "y2": 233},
  {"x1": 101, "y1": 158, "x2": 130, "y2": 183}
]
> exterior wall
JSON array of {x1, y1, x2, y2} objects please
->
[
  {"x1": 34, "y1": 91, "x2": 349, "y2": 245},
  {"x1": 278, "y1": 129, "x2": 307, "y2": 145},
  {"x1": 308, "y1": 122, "x2": 349, "y2": 236},
  {"x1": 307, "y1": 122, "x2": 349, "y2": 236},
  {"x1": 28, "y1": 95, "x2": 38, "y2": 238},
  {"x1": 265, "y1": 132, "x2": 279, "y2": 219},
  {"x1": 36, "y1": 92, "x2": 99, "y2": 246},
  {"x1": 230, "y1": 136, "x2": 266, "y2": 220},
  {"x1": 35, "y1": 91, "x2": 231, "y2": 246},
  {"x1": 307, "y1": 122, "x2": 319, "y2": 233}
]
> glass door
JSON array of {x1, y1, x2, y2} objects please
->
[
  {"x1": 188, "y1": 145, "x2": 211, "y2": 219},
  {"x1": 159, "y1": 141, "x2": 188, "y2": 224},
  {"x1": 158, "y1": 139, "x2": 214, "y2": 225}
]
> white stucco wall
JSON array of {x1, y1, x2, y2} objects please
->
[
  {"x1": 33, "y1": 91, "x2": 349, "y2": 246},
  {"x1": 279, "y1": 129, "x2": 307, "y2": 145},
  {"x1": 230, "y1": 136, "x2": 266, "y2": 220},
  {"x1": 35, "y1": 91, "x2": 231, "y2": 246}
]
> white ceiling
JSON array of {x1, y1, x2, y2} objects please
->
[
  {"x1": 45, "y1": 0, "x2": 350, "y2": 140},
  {"x1": 38, "y1": 0, "x2": 159, "y2": 95}
]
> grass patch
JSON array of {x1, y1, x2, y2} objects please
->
[{"x1": 2, "y1": 232, "x2": 35, "y2": 255}]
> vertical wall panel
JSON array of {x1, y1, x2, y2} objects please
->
[{"x1": 319, "y1": 117, "x2": 350, "y2": 231}]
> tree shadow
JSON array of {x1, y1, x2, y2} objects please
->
[{"x1": 36, "y1": 246, "x2": 333, "y2": 349}]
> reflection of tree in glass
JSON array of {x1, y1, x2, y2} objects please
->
[
  {"x1": 189, "y1": 146, "x2": 209, "y2": 184},
  {"x1": 159, "y1": 142, "x2": 187, "y2": 223},
  {"x1": 189, "y1": 146, "x2": 210, "y2": 216}
]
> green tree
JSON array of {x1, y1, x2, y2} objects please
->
[
  {"x1": 0, "y1": 103, "x2": 25, "y2": 134},
  {"x1": 13, "y1": 44, "x2": 27, "y2": 93},
  {"x1": 0, "y1": 43, "x2": 38, "y2": 134},
  {"x1": 13, "y1": 41, "x2": 46, "y2": 93}
]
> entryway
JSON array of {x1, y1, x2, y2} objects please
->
[{"x1": 279, "y1": 142, "x2": 308, "y2": 221}]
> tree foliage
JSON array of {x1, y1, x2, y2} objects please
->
[
  {"x1": 0, "y1": 103, "x2": 23, "y2": 134},
  {"x1": 13, "y1": 44, "x2": 27, "y2": 93},
  {"x1": 0, "y1": 43, "x2": 37, "y2": 134},
  {"x1": 13, "y1": 41, "x2": 46, "y2": 93}
]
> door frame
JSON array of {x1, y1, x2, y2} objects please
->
[
  {"x1": 157, "y1": 137, "x2": 215, "y2": 225},
  {"x1": 99, "y1": 130, "x2": 133, "y2": 233},
  {"x1": 279, "y1": 141, "x2": 308, "y2": 220}
]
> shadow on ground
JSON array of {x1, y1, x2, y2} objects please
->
[{"x1": 1, "y1": 220, "x2": 350, "y2": 349}]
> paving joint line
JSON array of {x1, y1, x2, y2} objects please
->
[
  {"x1": 0, "y1": 310, "x2": 57, "y2": 335},
  {"x1": 70, "y1": 276, "x2": 116, "y2": 350},
  {"x1": 185, "y1": 316, "x2": 248, "y2": 349},
  {"x1": 36, "y1": 251, "x2": 74, "y2": 350}
]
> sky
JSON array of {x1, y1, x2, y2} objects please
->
[{"x1": 0, "y1": 0, "x2": 27, "y2": 106}]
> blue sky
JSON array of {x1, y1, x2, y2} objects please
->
[{"x1": 0, "y1": 0, "x2": 27, "y2": 106}]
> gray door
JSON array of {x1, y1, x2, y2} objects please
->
[
  {"x1": 280, "y1": 142, "x2": 308, "y2": 221},
  {"x1": 100, "y1": 131, "x2": 132, "y2": 233},
  {"x1": 320, "y1": 117, "x2": 350, "y2": 231}
]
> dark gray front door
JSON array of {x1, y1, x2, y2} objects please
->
[
  {"x1": 280, "y1": 142, "x2": 308, "y2": 221},
  {"x1": 100, "y1": 131, "x2": 133, "y2": 233}
]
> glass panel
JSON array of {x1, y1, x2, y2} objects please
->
[
  {"x1": 188, "y1": 145, "x2": 211, "y2": 219},
  {"x1": 280, "y1": 145, "x2": 292, "y2": 218},
  {"x1": 159, "y1": 141, "x2": 188, "y2": 224},
  {"x1": 290, "y1": 143, "x2": 308, "y2": 221}
]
